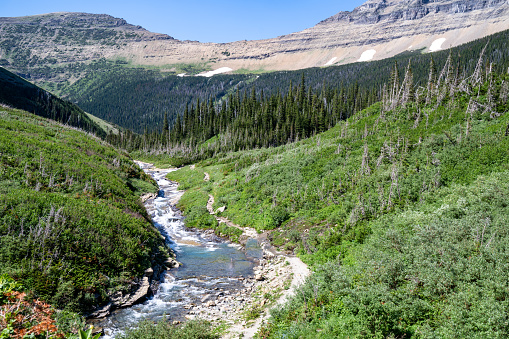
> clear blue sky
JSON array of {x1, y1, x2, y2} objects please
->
[{"x1": 1, "y1": 0, "x2": 365, "y2": 43}]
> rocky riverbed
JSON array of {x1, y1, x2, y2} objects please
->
[
  {"x1": 184, "y1": 253, "x2": 291, "y2": 321},
  {"x1": 93, "y1": 162, "x2": 309, "y2": 338},
  {"x1": 196, "y1": 172, "x2": 310, "y2": 337}
]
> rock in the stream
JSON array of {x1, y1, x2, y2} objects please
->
[
  {"x1": 144, "y1": 267, "x2": 154, "y2": 277},
  {"x1": 140, "y1": 192, "x2": 157, "y2": 203},
  {"x1": 88, "y1": 302, "x2": 112, "y2": 318},
  {"x1": 165, "y1": 258, "x2": 180, "y2": 268},
  {"x1": 123, "y1": 277, "x2": 151, "y2": 307},
  {"x1": 201, "y1": 294, "x2": 212, "y2": 303}
]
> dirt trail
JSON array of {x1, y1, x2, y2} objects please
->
[
  {"x1": 207, "y1": 193, "x2": 258, "y2": 239},
  {"x1": 203, "y1": 173, "x2": 310, "y2": 338}
]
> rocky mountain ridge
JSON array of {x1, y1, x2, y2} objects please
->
[
  {"x1": 0, "y1": 12, "x2": 173, "y2": 40},
  {"x1": 0, "y1": 0, "x2": 508, "y2": 84},
  {"x1": 322, "y1": 0, "x2": 508, "y2": 24}
]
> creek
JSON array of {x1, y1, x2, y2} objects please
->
[{"x1": 98, "y1": 164, "x2": 262, "y2": 338}]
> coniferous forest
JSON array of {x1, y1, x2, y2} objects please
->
[
  {"x1": 104, "y1": 30, "x2": 509, "y2": 168},
  {"x1": 66, "y1": 28, "x2": 509, "y2": 137},
  {"x1": 0, "y1": 67, "x2": 106, "y2": 138}
]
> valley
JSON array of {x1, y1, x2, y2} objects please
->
[{"x1": 1, "y1": 0, "x2": 509, "y2": 337}]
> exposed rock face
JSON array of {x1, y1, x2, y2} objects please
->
[
  {"x1": 0, "y1": 0, "x2": 508, "y2": 78},
  {"x1": 87, "y1": 264, "x2": 169, "y2": 319},
  {"x1": 123, "y1": 276, "x2": 151, "y2": 307},
  {"x1": 0, "y1": 12, "x2": 173, "y2": 40},
  {"x1": 322, "y1": 0, "x2": 508, "y2": 25}
]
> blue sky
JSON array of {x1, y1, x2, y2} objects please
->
[{"x1": 1, "y1": 0, "x2": 365, "y2": 43}]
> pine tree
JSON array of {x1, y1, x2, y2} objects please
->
[
  {"x1": 426, "y1": 56, "x2": 437, "y2": 105},
  {"x1": 401, "y1": 60, "x2": 413, "y2": 106}
]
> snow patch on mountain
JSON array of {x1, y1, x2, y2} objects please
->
[
  {"x1": 197, "y1": 67, "x2": 233, "y2": 77},
  {"x1": 429, "y1": 38, "x2": 446, "y2": 52},
  {"x1": 358, "y1": 49, "x2": 376, "y2": 62},
  {"x1": 324, "y1": 57, "x2": 338, "y2": 66}
]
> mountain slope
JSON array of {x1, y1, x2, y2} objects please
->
[
  {"x1": 163, "y1": 53, "x2": 509, "y2": 336},
  {"x1": 0, "y1": 105, "x2": 169, "y2": 315},
  {"x1": 64, "y1": 28, "x2": 509, "y2": 139},
  {"x1": 0, "y1": 0, "x2": 507, "y2": 86},
  {"x1": 0, "y1": 66, "x2": 107, "y2": 137}
]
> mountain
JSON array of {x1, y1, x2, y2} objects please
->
[
  {"x1": 0, "y1": 0, "x2": 507, "y2": 87},
  {"x1": 0, "y1": 66, "x2": 108, "y2": 137},
  {"x1": 213, "y1": 0, "x2": 509, "y2": 70},
  {"x1": 64, "y1": 28, "x2": 509, "y2": 136}
]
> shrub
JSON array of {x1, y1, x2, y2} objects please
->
[
  {"x1": 267, "y1": 206, "x2": 290, "y2": 230},
  {"x1": 118, "y1": 319, "x2": 219, "y2": 339}
]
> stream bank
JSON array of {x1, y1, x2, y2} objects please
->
[
  {"x1": 92, "y1": 163, "x2": 309, "y2": 339},
  {"x1": 186, "y1": 171, "x2": 310, "y2": 338},
  {"x1": 91, "y1": 162, "x2": 261, "y2": 338}
]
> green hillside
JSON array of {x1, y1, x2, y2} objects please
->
[
  {"x1": 0, "y1": 106, "x2": 167, "y2": 317},
  {"x1": 164, "y1": 53, "x2": 509, "y2": 336},
  {"x1": 0, "y1": 66, "x2": 106, "y2": 138}
]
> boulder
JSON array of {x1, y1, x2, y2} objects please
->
[
  {"x1": 123, "y1": 277, "x2": 151, "y2": 307},
  {"x1": 165, "y1": 258, "x2": 180, "y2": 268},
  {"x1": 215, "y1": 206, "x2": 226, "y2": 214},
  {"x1": 110, "y1": 291, "x2": 130, "y2": 307},
  {"x1": 88, "y1": 302, "x2": 112, "y2": 318},
  {"x1": 144, "y1": 267, "x2": 154, "y2": 277},
  {"x1": 255, "y1": 274, "x2": 265, "y2": 281},
  {"x1": 140, "y1": 192, "x2": 157, "y2": 203}
]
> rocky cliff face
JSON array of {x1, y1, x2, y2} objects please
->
[
  {"x1": 0, "y1": 12, "x2": 173, "y2": 41},
  {"x1": 0, "y1": 0, "x2": 508, "y2": 82},
  {"x1": 322, "y1": 0, "x2": 508, "y2": 24},
  {"x1": 205, "y1": 0, "x2": 509, "y2": 70}
]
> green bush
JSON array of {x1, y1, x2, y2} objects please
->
[
  {"x1": 118, "y1": 319, "x2": 219, "y2": 339},
  {"x1": 262, "y1": 172, "x2": 509, "y2": 337},
  {"x1": 267, "y1": 206, "x2": 290, "y2": 230}
]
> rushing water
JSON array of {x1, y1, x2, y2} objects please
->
[{"x1": 97, "y1": 165, "x2": 262, "y2": 338}]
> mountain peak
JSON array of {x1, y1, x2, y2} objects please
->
[
  {"x1": 0, "y1": 0, "x2": 508, "y2": 80},
  {"x1": 0, "y1": 12, "x2": 174, "y2": 39},
  {"x1": 321, "y1": 0, "x2": 508, "y2": 25}
]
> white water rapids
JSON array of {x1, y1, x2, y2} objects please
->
[{"x1": 96, "y1": 164, "x2": 262, "y2": 338}]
